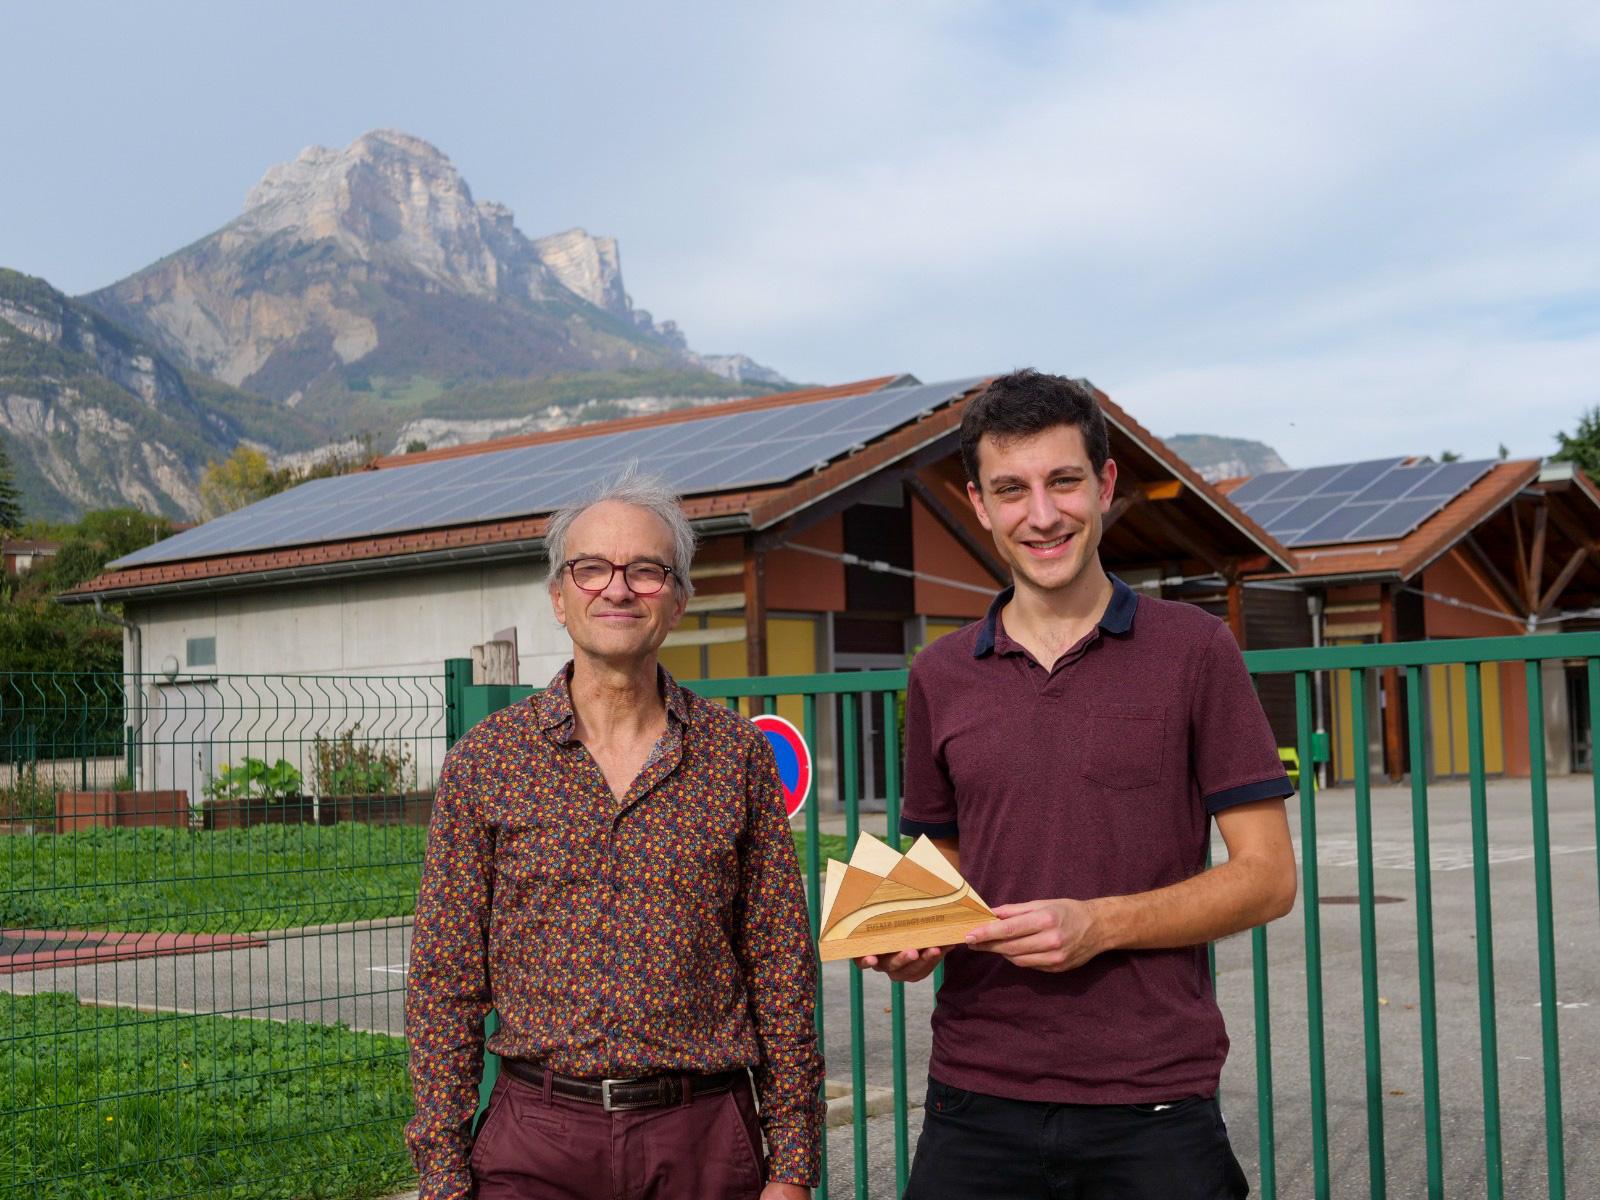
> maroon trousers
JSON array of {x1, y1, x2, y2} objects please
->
[{"x1": 470, "y1": 1070, "x2": 768, "y2": 1199}]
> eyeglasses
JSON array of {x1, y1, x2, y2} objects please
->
[{"x1": 562, "y1": 557, "x2": 676, "y2": 595}]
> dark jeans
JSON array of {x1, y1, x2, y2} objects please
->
[
  {"x1": 470, "y1": 1070, "x2": 766, "y2": 1199},
  {"x1": 905, "y1": 1077, "x2": 1249, "y2": 1200}
]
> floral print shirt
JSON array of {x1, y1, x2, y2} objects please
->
[{"x1": 405, "y1": 664, "x2": 823, "y2": 1198}]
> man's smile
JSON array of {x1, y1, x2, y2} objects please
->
[{"x1": 1020, "y1": 531, "x2": 1076, "y2": 557}]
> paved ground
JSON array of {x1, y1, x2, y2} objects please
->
[{"x1": 7, "y1": 776, "x2": 1597, "y2": 1198}]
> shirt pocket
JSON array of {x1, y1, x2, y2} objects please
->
[{"x1": 1079, "y1": 704, "x2": 1167, "y2": 790}]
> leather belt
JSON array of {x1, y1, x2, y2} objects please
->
[{"x1": 501, "y1": 1059, "x2": 746, "y2": 1112}]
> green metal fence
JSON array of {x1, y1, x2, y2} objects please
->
[
  {"x1": 448, "y1": 633, "x2": 1599, "y2": 1200},
  {"x1": 2, "y1": 670, "x2": 446, "y2": 1200},
  {"x1": 5, "y1": 633, "x2": 1596, "y2": 1198}
]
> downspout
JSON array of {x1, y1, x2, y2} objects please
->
[
  {"x1": 93, "y1": 596, "x2": 142, "y2": 788},
  {"x1": 1309, "y1": 592, "x2": 1327, "y2": 789}
]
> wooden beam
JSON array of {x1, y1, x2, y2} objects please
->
[
  {"x1": 1131, "y1": 496, "x2": 1232, "y2": 578},
  {"x1": 1528, "y1": 502, "x2": 1548, "y2": 612},
  {"x1": 905, "y1": 475, "x2": 1009, "y2": 585},
  {"x1": 1104, "y1": 494, "x2": 1141, "y2": 531},
  {"x1": 1510, "y1": 500, "x2": 1531, "y2": 611},
  {"x1": 663, "y1": 624, "x2": 747, "y2": 648},
  {"x1": 685, "y1": 592, "x2": 745, "y2": 613},
  {"x1": 1139, "y1": 479, "x2": 1184, "y2": 501},
  {"x1": 1537, "y1": 544, "x2": 1590, "y2": 615},
  {"x1": 743, "y1": 539, "x2": 767, "y2": 677},
  {"x1": 1226, "y1": 574, "x2": 1247, "y2": 645},
  {"x1": 1459, "y1": 536, "x2": 1525, "y2": 618}
]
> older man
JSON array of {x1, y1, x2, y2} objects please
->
[{"x1": 405, "y1": 473, "x2": 823, "y2": 1200}]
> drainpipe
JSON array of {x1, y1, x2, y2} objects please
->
[
  {"x1": 1309, "y1": 592, "x2": 1327, "y2": 789},
  {"x1": 93, "y1": 596, "x2": 142, "y2": 788}
]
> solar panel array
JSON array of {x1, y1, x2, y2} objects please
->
[
  {"x1": 1229, "y1": 457, "x2": 1496, "y2": 547},
  {"x1": 113, "y1": 376, "x2": 990, "y2": 569}
]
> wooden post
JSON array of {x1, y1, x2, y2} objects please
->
[
  {"x1": 744, "y1": 539, "x2": 768, "y2": 677},
  {"x1": 1225, "y1": 572, "x2": 1248, "y2": 645},
  {"x1": 1380, "y1": 585, "x2": 1405, "y2": 782}
]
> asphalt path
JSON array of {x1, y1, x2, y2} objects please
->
[{"x1": 6, "y1": 776, "x2": 1596, "y2": 1199}]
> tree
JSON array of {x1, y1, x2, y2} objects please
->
[
  {"x1": 46, "y1": 508, "x2": 173, "y2": 591},
  {"x1": 199, "y1": 445, "x2": 291, "y2": 518},
  {"x1": 1439, "y1": 450, "x2": 1461, "y2": 463},
  {"x1": 0, "y1": 434, "x2": 23, "y2": 532},
  {"x1": 1552, "y1": 406, "x2": 1600, "y2": 476}
]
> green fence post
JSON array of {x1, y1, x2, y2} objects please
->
[
  {"x1": 1404, "y1": 664, "x2": 1444, "y2": 1198},
  {"x1": 802, "y1": 691, "x2": 829, "y2": 1200},
  {"x1": 1590, "y1": 658, "x2": 1600, "y2": 931},
  {"x1": 1252, "y1": 925, "x2": 1276, "y2": 1200},
  {"x1": 882, "y1": 690, "x2": 910, "y2": 1195},
  {"x1": 444, "y1": 658, "x2": 472, "y2": 747},
  {"x1": 1466, "y1": 663, "x2": 1504, "y2": 1199},
  {"x1": 1350, "y1": 667, "x2": 1387, "y2": 1198},
  {"x1": 1294, "y1": 671, "x2": 1331, "y2": 1199},
  {"x1": 842, "y1": 691, "x2": 868, "y2": 1200},
  {"x1": 1524, "y1": 662, "x2": 1566, "y2": 1199}
]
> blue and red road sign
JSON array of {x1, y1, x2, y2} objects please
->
[{"x1": 752, "y1": 713, "x2": 812, "y2": 819}]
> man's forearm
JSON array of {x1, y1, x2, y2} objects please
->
[{"x1": 1089, "y1": 849, "x2": 1296, "y2": 954}]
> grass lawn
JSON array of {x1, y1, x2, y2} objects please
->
[
  {"x1": 2, "y1": 826, "x2": 853, "y2": 934},
  {"x1": 1, "y1": 991, "x2": 415, "y2": 1200}
]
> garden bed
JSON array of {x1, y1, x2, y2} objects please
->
[{"x1": 55, "y1": 789, "x2": 190, "y2": 834}]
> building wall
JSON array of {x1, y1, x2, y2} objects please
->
[
  {"x1": 1421, "y1": 552, "x2": 1533, "y2": 776},
  {"x1": 125, "y1": 559, "x2": 572, "y2": 685},
  {"x1": 910, "y1": 465, "x2": 996, "y2": 620}
]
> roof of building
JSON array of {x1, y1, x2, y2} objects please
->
[
  {"x1": 68, "y1": 372, "x2": 1295, "y2": 602},
  {"x1": 1218, "y1": 459, "x2": 1542, "y2": 584}
]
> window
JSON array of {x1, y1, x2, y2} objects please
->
[{"x1": 186, "y1": 636, "x2": 216, "y2": 668}]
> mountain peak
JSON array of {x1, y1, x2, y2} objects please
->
[
  {"x1": 237, "y1": 130, "x2": 497, "y2": 293},
  {"x1": 80, "y1": 129, "x2": 786, "y2": 410}
]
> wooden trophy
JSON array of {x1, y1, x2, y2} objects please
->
[{"x1": 817, "y1": 831, "x2": 994, "y2": 962}]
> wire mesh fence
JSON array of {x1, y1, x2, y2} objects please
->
[{"x1": 2, "y1": 671, "x2": 446, "y2": 1200}]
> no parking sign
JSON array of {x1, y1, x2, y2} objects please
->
[{"x1": 752, "y1": 714, "x2": 812, "y2": 819}]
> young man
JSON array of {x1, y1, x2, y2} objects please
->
[
  {"x1": 865, "y1": 370, "x2": 1297, "y2": 1199},
  {"x1": 406, "y1": 473, "x2": 822, "y2": 1200}
]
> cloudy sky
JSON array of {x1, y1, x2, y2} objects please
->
[{"x1": 5, "y1": 0, "x2": 1598, "y2": 466}]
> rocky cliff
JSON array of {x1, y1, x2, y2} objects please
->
[
  {"x1": 82, "y1": 130, "x2": 782, "y2": 431},
  {"x1": 1164, "y1": 433, "x2": 1289, "y2": 482},
  {"x1": 0, "y1": 270, "x2": 310, "y2": 520}
]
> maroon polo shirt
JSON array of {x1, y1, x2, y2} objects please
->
[{"x1": 900, "y1": 575, "x2": 1292, "y2": 1104}]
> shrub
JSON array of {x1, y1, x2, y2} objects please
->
[
  {"x1": 202, "y1": 757, "x2": 303, "y2": 805},
  {"x1": 312, "y1": 726, "x2": 412, "y2": 795}
]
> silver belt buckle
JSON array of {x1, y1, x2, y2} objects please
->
[{"x1": 600, "y1": 1077, "x2": 646, "y2": 1112}]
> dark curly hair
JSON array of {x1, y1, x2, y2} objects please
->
[{"x1": 958, "y1": 370, "x2": 1110, "y2": 487}]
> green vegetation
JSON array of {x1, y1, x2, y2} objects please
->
[
  {"x1": 0, "y1": 824, "x2": 429, "y2": 932},
  {"x1": 0, "y1": 507, "x2": 171, "y2": 678},
  {"x1": 1553, "y1": 405, "x2": 1600, "y2": 476},
  {"x1": 2, "y1": 992, "x2": 414, "y2": 1200},
  {"x1": 3, "y1": 825, "x2": 845, "y2": 933},
  {"x1": 202, "y1": 757, "x2": 305, "y2": 805},
  {"x1": 0, "y1": 764, "x2": 55, "y2": 820},
  {"x1": 0, "y1": 432, "x2": 21, "y2": 530},
  {"x1": 313, "y1": 727, "x2": 412, "y2": 796}
]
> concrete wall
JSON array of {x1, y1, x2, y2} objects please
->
[{"x1": 124, "y1": 560, "x2": 572, "y2": 685}]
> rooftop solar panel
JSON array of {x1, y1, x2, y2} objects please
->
[
  {"x1": 1315, "y1": 458, "x2": 1407, "y2": 494},
  {"x1": 1230, "y1": 454, "x2": 1498, "y2": 548},
  {"x1": 1346, "y1": 496, "x2": 1455, "y2": 542},
  {"x1": 1225, "y1": 472, "x2": 1298, "y2": 505},
  {"x1": 112, "y1": 375, "x2": 991, "y2": 569},
  {"x1": 1270, "y1": 464, "x2": 1360, "y2": 501}
]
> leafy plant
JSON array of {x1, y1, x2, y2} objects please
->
[
  {"x1": 312, "y1": 725, "x2": 411, "y2": 796},
  {"x1": 0, "y1": 764, "x2": 55, "y2": 819},
  {"x1": 203, "y1": 756, "x2": 303, "y2": 805}
]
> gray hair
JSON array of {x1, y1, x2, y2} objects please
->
[{"x1": 544, "y1": 466, "x2": 697, "y2": 598}]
